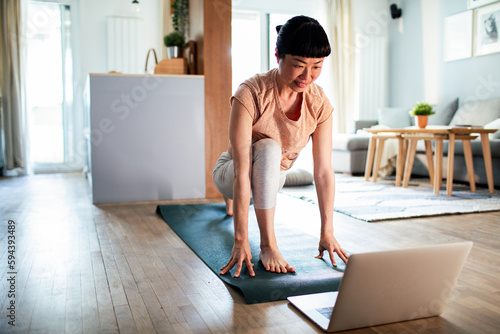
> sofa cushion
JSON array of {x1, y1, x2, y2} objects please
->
[
  {"x1": 428, "y1": 98, "x2": 459, "y2": 126},
  {"x1": 332, "y1": 134, "x2": 370, "y2": 151},
  {"x1": 484, "y1": 118, "x2": 500, "y2": 140},
  {"x1": 488, "y1": 140, "x2": 500, "y2": 158},
  {"x1": 444, "y1": 139, "x2": 500, "y2": 158},
  {"x1": 449, "y1": 98, "x2": 500, "y2": 127},
  {"x1": 353, "y1": 119, "x2": 378, "y2": 133},
  {"x1": 377, "y1": 107, "x2": 411, "y2": 128}
]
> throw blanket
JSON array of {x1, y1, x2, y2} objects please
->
[{"x1": 358, "y1": 125, "x2": 398, "y2": 177}]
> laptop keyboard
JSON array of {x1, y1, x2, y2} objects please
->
[{"x1": 316, "y1": 307, "x2": 334, "y2": 319}]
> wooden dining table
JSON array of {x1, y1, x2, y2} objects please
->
[{"x1": 363, "y1": 127, "x2": 497, "y2": 195}]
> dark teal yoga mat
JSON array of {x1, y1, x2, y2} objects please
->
[{"x1": 156, "y1": 197, "x2": 346, "y2": 304}]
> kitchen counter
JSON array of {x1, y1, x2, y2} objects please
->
[{"x1": 88, "y1": 73, "x2": 205, "y2": 204}]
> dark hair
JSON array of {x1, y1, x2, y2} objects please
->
[{"x1": 275, "y1": 16, "x2": 331, "y2": 59}]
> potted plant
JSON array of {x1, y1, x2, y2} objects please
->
[
  {"x1": 164, "y1": 32, "x2": 185, "y2": 58},
  {"x1": 409, "y1": 101, "x2": 436, "y2": 128},
  {"x1": 171, "y1": 0, "x2": 188, "y2": 37},
  {"x1": 163, "y1": 0, "x2": 188, "y2": 59}
]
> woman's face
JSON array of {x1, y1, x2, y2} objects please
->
[{"x1": 276, "y1": 51, "x2": 324, "y2": 93}]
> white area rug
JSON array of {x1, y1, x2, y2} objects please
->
[{"x1": 280, "y1": 174, "x2": 500, "y2": 222}]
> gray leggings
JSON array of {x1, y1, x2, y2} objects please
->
[{"x1": 212, "y1": 138, "x2": 287, "y2": 210}]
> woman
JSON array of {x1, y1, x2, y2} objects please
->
[{"x1": 213, "y1": 15, "x2": 348, "y2": 278}]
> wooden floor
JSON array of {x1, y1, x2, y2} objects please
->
[{"x1": 1, "y1": 173, "x2": 499, "y2": 333}]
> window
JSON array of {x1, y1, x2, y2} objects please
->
[{"x1": 231, "y1": 11, "x2": 261, "y2": 93}]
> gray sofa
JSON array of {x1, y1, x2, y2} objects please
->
[{"x1": 332, "y1": 98, "x2": 500, "y2": 188}]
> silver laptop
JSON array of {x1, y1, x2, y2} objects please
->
[{"x1": 288, "y1": 242, "x2": 472, "y2": 332}]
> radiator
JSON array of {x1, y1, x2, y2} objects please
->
[
  {"x1": 106, "y1": 16, "x2": 144, "y2": 74},
  {"x1": 357, "y1": 34, "x2": 388, "y2": 120}
]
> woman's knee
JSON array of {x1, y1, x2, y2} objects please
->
[
  {"x1": 212, "y1": 152, "x2": 235, "y2": 199},
  {"x1": 253, "y1": 138, "x2": 281, "y2": 163}
]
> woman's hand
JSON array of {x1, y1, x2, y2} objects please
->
[
  {"x1": 315, "y1": 234, "x2": 349, "y2": 266},
  {"x1": 220, "y1": 240, "x2": 256, "y2": 278}
]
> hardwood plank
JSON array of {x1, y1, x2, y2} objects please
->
[
  {"x1": 148, "y1": 272, "x2": 183, "y2": 330},
  {"x1": 98, "y1": 239, "x2": 129, "y2": 307},
  {"x1": 49, "y1": 269, "x2": 68, "y2": 334},
  {"x1": 107, "y1": 213, "x2": 176, "y2": 333},
  {"x1": 178, "y1": 303, "x2": 211, "y2": 333},
  {"x1": 65, "y1": 268, "x2": 83, "y2": 334},
  {"x1": 80, "y1": 269, "x2": 100, "y2": 334},
  {"x1": 172, "y1": 322, "x2": 193, "y2": 334},
  {"x1": 3, "y1": 227, "x2": 37, "y2": 331},
  {"x1": 108, "y1": 238, "x2": 141, "y2": 297},
  {"x1": 127, "y1": 293, "x2": 157, "y2": 333},
  {"x1": 90, "y1": 251, "x2": 119, "y2": 333},
  {"x1": 79, "y1": 208, "x2": 100, "y2": 334},
  {"x1": 96, "y1": 218, "x2": 130, "y2": 307},
  {"x1": 186, "y1": 293, "x2": 229, "y2": 333},
  {"x1": 114, "y1": 304, "x2": 139, "y2": 334},
  {"x1": 28, "y1": 263, "x2": 57, "y2": 332},
  {"x1": 12, "y1": 271, "x2": 40, "y2": 333}
]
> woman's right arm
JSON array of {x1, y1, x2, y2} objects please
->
[{"x1": 219, "y1": 99, "x2": 256, "y2": 277}]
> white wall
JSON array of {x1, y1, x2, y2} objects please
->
[
  {"x1": 351, "y1": 0, "x2": 389, "y2": 33},
  {"x1": 78, "y1": 0, "x2": 163, "y2": 79},
  {"x1": 388, "y1": 0, "x2": 500, "y2": 108}
]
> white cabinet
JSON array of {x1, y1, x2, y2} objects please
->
[{"x1": 89, "y1": 74, "x2": 205, "y2": 204}]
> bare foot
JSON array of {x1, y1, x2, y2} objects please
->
[
  {"x1": 259, "y1": 247, "x2": 295, "y2": 273},
  {"x1": 224, "y1": 197, "x2": 233, "y2": 216}
]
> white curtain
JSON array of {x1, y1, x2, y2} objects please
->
[
  {"x1": 0, "y1": 0, "x2": 29, "y2": 175},
  {"x1": 325, "y1": 0, "x2": 356, "y2": 134}
]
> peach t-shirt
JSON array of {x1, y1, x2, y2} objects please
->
[{"x1": 230, "y1": 69, "x2": 333, "y2": 171}]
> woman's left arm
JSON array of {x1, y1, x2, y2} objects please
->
[{"x1": 311, "y1": 115, "x2": 349, "y2": 265}]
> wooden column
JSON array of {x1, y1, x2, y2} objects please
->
[{"x1": 204, "y1": 0, "x2": 232, "y2": 198}]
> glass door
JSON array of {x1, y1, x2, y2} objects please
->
[{"x1": 26, "y1": 1, "x2": 79, "y2": 172}]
